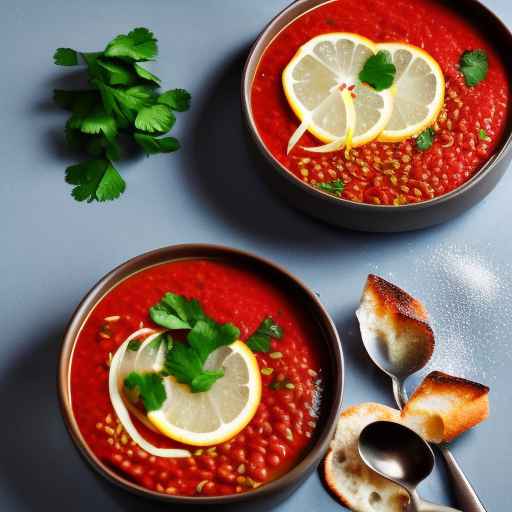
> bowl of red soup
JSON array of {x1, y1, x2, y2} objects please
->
[
  {"x1": 242, "y1": 0, "x2": 512, "y2": 231},
  {"x1": 59, "y1": 244, "x2": 343, "y2": 507}
]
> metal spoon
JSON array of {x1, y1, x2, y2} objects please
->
[
  {"x1": 357, "y1": 312, "x2": 486, "y2": 512},
  {"x1": 359, "y1": 421, "x2": 461, "y2": 512}
]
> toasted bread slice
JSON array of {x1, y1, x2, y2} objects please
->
[
  {"x1": 356, "y1": 275, "x2": 434, "y2": 376},
  {"x1": 402, "y1": 371, "x2": 490, "y2": 443},
  {"x1": 324, "y1": 403, "x2": 409, "y2": 512}
]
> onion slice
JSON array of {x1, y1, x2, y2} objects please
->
[{"x1": 108, "y1": 328, "x2": 191, "y2": 458}]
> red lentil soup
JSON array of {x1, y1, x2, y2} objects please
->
[
  {"x1": 70, "y1": 259, "x2": 325, "y2": 497},
  {"x1": 251, "y1": 0, "x2": 510, "y2": 205}
]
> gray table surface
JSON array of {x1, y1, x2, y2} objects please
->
[{"x1": 1, "y1": 0, "x2": 511, "y2": 510}]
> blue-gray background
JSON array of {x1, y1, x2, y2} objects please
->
[{"x1": 1, "y1": 0, "x2": 511, "y2": 510}]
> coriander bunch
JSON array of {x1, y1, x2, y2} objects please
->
[{"x1": 53, "y1": 28, "x2": 191, "y2": 203}]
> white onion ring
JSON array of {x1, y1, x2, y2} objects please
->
[{"x1": 108, "y1": 328, "x2": 191, "y2": 458}]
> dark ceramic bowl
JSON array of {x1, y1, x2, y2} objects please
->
[
  {"x1": 242, "y1": 0, "x2": 512, "y2": 232},
  {"x1": 58, "y1": 244, "x2": 344, "y2": 509}
]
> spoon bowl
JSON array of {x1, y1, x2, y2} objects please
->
[
  {"x1": 359, "y1": 421, "x2": 435, "y2": 490},
  {"x1": 358, "y1": 421, "x2": 461, "y2": 512}
]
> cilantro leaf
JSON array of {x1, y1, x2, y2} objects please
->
[
  {"x1": 416, "y1": 127, "x2": 435, "y2": 151},
  {"x1": 358, "y1": 50, "x2": 396, "y2": 91},
  {"x1": 105, "y1": 27, "x2": 158, "y2": 61},
  {"x1": 150, "y1": 292, "x2": 240, "y2": 393},
  {"x1": 114, "y1": 85, "x2": 156, "y2": 111},
  {"x1": 127, "y1": 339, "x2": 142, "y2": 351},
  {"x1": 149, "y1": 292, "x2": 205, "y2": 329},
  {"x1": 247, "y1": 317, "x2": 283, "y2": 353},
  {"x1": 314, "y1": 179, "x2": 345, "y2": 197},
  {"x1": 81, "y1": 52, "x2": 104, "y2": 80},
  {"x1": 124, "y1": 372, "x2": 166, "y2": 411},
  {"x1": 460, "y1": 50, "x2": 488, "y2": 87},
  {"x1": 134, "y1": 63, "x2": 161, "y2": 84},
  {"x1": 54, "y1": 48, "x2": 79, "y2": 66},
  {"x1": 134, "y1": 133, "x2": 180, "y2": 155},
  {"x1": 97, "y1": 59, "x2": 137, "y2": 85},
  {"x1": 65, "y1": 159, "x2": 125, "y2": 202},
  {"x1": 188, "y1": 319, "x2": 240, "y2": 364},
  {"x1": 164, "y1": 342, "x2": 225, "y2": 393},
  {"x1": 96, "y1": 162, "x2": 126, "y2": 200},
  {"x1": 135, "y1": 104, "x2": 175, "y2": 133},
  {"x1": 158, "y1": 89, "x2": 191, "y2": 112},
  {"x1": 79, "y1": 109, "x2": 117, "y2": 141}
]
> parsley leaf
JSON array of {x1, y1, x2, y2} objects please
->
[
  {"x1": 359, "y1": 51, "x2": 396, "y2": 91},
  {"x1": 124, "y1": 372, "x2": 166, "y2": 411},
  {"x1": 314, "y1": 179, "x2": 345, "y2": 197},
  {"x1": 416, "y1": 127, "x2": 435, "y2": 151},
  {"x1": 247, "y1": 317, "x2": 283, "y2": 353},
  {"x1": 158, "y1": 89, "x2": 191, "y2": 112},
  {"x1": 134, "y1": 133, "x2": 180, "y2": 155},
  {"x1": 54, "y1": 48, "x2": 79, "y2": 66},
  {"x1": 460, "y1": 50, "x2": 488, "y2": 87},
  {"x1": 134, "y1": 63, "x2": 161, "y2": 85},
  {"x1": 105, "y1": 27, "x2": 158, "y2": 61},
  {"x1": 135, "y1": 104, "x2": 175, "y2": 132},
  {"x1": 65, "y1": 159, "x2": 126, "y2": 202}
]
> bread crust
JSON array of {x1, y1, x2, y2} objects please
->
[
  {"x1": 323, "y1": 403, "x2": 407, "y2": 512},
  {"x1": 402, "y1": 371, "x2": 490, "y2": 443},
  {"x1": 359, "y1": 275, "x2": 435, "y2": 374}
]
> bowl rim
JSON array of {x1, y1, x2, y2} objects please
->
[
  {"x1": 58, "y1": 243, "x2": 344, "y2": 504},
  {"x1": 241, "y1": 0, "x2": 512, "y2": 211}
]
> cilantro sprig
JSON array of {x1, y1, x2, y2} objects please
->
[
  {"x1": 150, "y1": 293, "x2": 240, "y2": 393},
  {"x1": 460, "y1": 49, "x2": 488, "y2": 87},
  {"x1": 247, "y1": 317, "x2": 283, "y2": 353},
  {"x1": 359, "y1": 51, "x2": 396, "y2": 91},
  {"x1": 53, "y1": 28, "x2": 191, "y2": 203}
]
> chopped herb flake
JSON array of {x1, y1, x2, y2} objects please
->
[{"x1": 416, "y1": 127, "x2": 435, "y2": 151}]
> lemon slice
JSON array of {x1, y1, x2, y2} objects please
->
[
  {"x1": 282, "y1": 33, "x2": 394, "y2": 153},
  {"x1": 148, "y1": 341, "x2": 261, "y2": 446},
  {"x1": 377, "y1": 43, "x2": 445, "y2": 142}
]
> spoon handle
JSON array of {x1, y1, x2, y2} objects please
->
[
  {"x1": 392, "y1": 378, "x2": 486, "y2": 511},
  {"x1": 409, "y1": 490, "x2": 462, "y2": 512},
  {"x1": 438, "y1": 444, "x2": 487, "y2": 512}
]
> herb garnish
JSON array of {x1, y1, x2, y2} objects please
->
[
  {"x1": 247, "y1": 317, "x2": 283, "y2": 353},
  {"x1": 150, "y1": 293, "x2": 240, "y2": 393},
  {"x1": 53, "y1": 28, "x2": 191, "y2": 203},
  {"x1": 358, "y1": 51, "x2": 396, "y2": 91},
  {"x1": 127, "y1": 339, "x2": 142, "y2": 351},
  {"x1": 314, "y1": 179, "x2": 345, "y2": 197},
  {"x1": 460, "y1": 50, "x2": 488, "y2": 87},
  {"x1": 416, "y1": 127, "x2": 435, "y2": 151},
  {"x1": 124, "y1": 371, "x2": 166, "y2": 411},
  {"x1": 479, "y1": 128, "x2": 491, "y2": 142}
]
